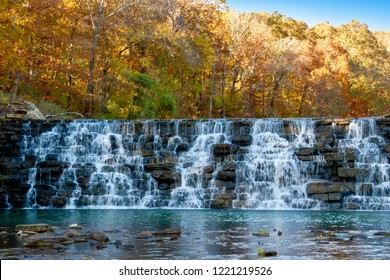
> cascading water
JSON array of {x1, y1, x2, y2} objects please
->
[
  {"x1": 20, "y1": 120, "x2": 234, "y2": 209},
  {"x1": 341, "y1": 119, "x2": 390, "y2": 210},
  {"x1": 22, "y1": 121, "x2": 161, "y2": 208},
  {"x1": 168, "y1": 120, "x2": 232, "y2": 208},
  {"x1": 234, "y1": 119, "x2": 325, "y2": 209},
  {"x1": 17, "y1": 118, "x2": 389, "y2": 210},
  {"x1": 21, "y1": 122, "x2": 38, "y2": 208}
]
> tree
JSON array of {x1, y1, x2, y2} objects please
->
[{"x1": 83, "y1": 0, "x2": 142, "y2": 116}]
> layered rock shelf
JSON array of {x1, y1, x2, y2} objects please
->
[{"x1": 0, "y1": 117, "x2": 389, "y2": 210}]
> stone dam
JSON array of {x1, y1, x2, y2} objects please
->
[{"x1": 0, "y1": 117, "x2": 389, "y2": 210}]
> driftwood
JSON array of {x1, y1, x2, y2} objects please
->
[{"x1": 45, "y1": 112, "x2": 84, "y2": 119}]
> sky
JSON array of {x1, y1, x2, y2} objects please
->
[{"x1": 226, "y1": 0, "x2": 390, "y2": 31}]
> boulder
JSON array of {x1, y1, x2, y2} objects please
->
[
  {"x1": 257, "y1": 248, "x2": 277, "y2": 257},
  {"x1": 0, "y1": 101, "x2": 46, "y2": 120},
  {"x1": 89, "y1": 231, "x2": 109, "y2": 243},
  {"x1": 24, "y1": 234, "x2": 74, "y2": 248},
  {"x1": 15, "y1": 224, "x2": 51, "y2": 233}
]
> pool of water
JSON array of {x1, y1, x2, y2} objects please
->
[{"x1": 1, "y1": 209, "x2": 390, "y2": 260}]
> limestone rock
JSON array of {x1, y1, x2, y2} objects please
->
[
  {"x1": 232, "y1": 135, "x2": 253, "y2": 146},
  {"x1": 210, "y1": 193, "x2": 237, "y2": 209},
  {"x1": 216, "y1": 170, "x2": 236, "y2": 181},
  {"x1": 89, "y1": 231, "x2": 110, "y2": 243},
  {"x1": 137, "y1": 228, "x2": 181, "y2": 239},
  {"x1": 306, "y1": 182, "x2": 355, "y2": 195},
  {"x1": 51, "y1": 196, "x2": 67, "y2": 208},
  {"x1": 24, "y1": 234, "x2": 74, "y2": 248},
  {"x1": 338, "y1": 168, "x2": 368, "y2": 179},
  {"x1": 0, "y1": 101, "x2": 46, "y2": 120},
  {"x1": 212, "y1": 144, "x2": 239, "y2": 157},
  {"x1": 315, "y1": 132, "x2": 335, "y2": 146},
  {"x1": 15, "y1": 224, "x2": 51, "y2": 233}
]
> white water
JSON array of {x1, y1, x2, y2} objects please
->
[
  {"x1": 341, "y1": 119, "x2": 390, "y2": 210},
  {"x1": 168, "y1": 120, "x2": 232, "y2": 208},
  {"x1": 23, "y1": 121, "x2": 160, "y2": 208},
  {"x1": 18, "y1": 118, "x2": 389, "y2": 210},
  {"x1": 234, "y1": 119, "x2": 324, "y2": 209}
]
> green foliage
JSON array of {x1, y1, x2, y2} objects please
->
[
  {"x1": 126, "y1": 72, "x2": 157, "y2": 89},
  {"x1": 0, "y1": 91, "x2": 9, "y2": 104},
  {"x1": 106, "y1": 71, "x2": 178, "y2": 119},
  {"x1": 256, "y1": 248, "x2": 266, "y2": 257},
  {"x1": 36, "y1": 100, "x2": 67, "y2": 117},
  {"x1": 257, "y1": 248, "x2": 277, "y2": 257},
  {"x1": 267, "y1": 12, "x2": 308, "y2": 40}
]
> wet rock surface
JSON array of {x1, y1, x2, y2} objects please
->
[
  {"x1": 0, "y1": 116, "x2": 389, "y2": 210},
  {"x1": 1, "y1": 217, "x2": 389, "y2": 260}
]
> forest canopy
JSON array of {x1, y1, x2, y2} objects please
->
[{"x1": 0, "y1": 0, "x2": 389, "y2": 119}]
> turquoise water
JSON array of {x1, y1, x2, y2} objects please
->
[{"x1": 1, "y1": 209, "x2": 390, "y2": 260}]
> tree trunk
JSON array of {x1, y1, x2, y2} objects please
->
[
  {"x1": 209, "y1": 61, "x2": 216, "y2": 119},
  {"x1": 86, "y1": 27, "x2": 99, "y2": 116},
  {"x1": 298, "y1": 85, "x2": 308, "y2": 117},
  {"x1": 221, "y1": 64, "x2": 226, "y2": 118}
]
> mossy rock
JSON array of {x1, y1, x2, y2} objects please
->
[
  {"x1": 253, "y1": 229, "x2": 270, "y2": 237},
  {"x1": 257, "y1": 248, "x2": 277, "y2": 257}
]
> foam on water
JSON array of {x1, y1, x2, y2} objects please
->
[
  {"x1": 234, "y1": 119, "x2": 324, "y2": 209},
  {"x1": 18, "y1": 118, "x2": 389, "y2": 210},
  {"x1": 341, "y1": 119, "x2": 390, "y2": 210}
]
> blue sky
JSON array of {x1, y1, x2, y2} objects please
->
[{"x1": 226, "y1": 0, "x2": 390, "y2": 31}]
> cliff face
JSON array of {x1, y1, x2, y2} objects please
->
[{"x1": 0, "y1": 117, "x2": 389, "y2": 210}]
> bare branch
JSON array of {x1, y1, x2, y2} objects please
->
[
  {"x1": 106, "y1": 0, "x2": 141, "y2": 19},
  {"x1": 86, "y1": 0, "x2": 96, "y2": 29}
]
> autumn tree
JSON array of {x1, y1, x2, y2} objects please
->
[{"x1": 0, "y1": 2, "x2": 388, "y2": 119}]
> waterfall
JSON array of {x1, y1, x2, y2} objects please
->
[
  {"x1": 17, "y1": 118, "x2": 389, "y2": 210},
  {"x1": 22, "y1": 122, "x2": 38, "y2": 208},
  {"x1": 341, "y1": 119, "x2": 390, "y2": 210},
  {"x1": 168, "y1": 120, "x2": 232, "y2": 208},
  {"x1": 233, "y1": 119, "x2": 324, "y2": 209}
]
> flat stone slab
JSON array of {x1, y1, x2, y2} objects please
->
[
  {"x1": 306, "y1": 182, "x2": 355, "y2": 195},
  {"x1": 24, "y1": 234, "x2": 74, "y2": 248},
  {"x1": 15, "y1": 224, "x2": 51, "y2": 233}
]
